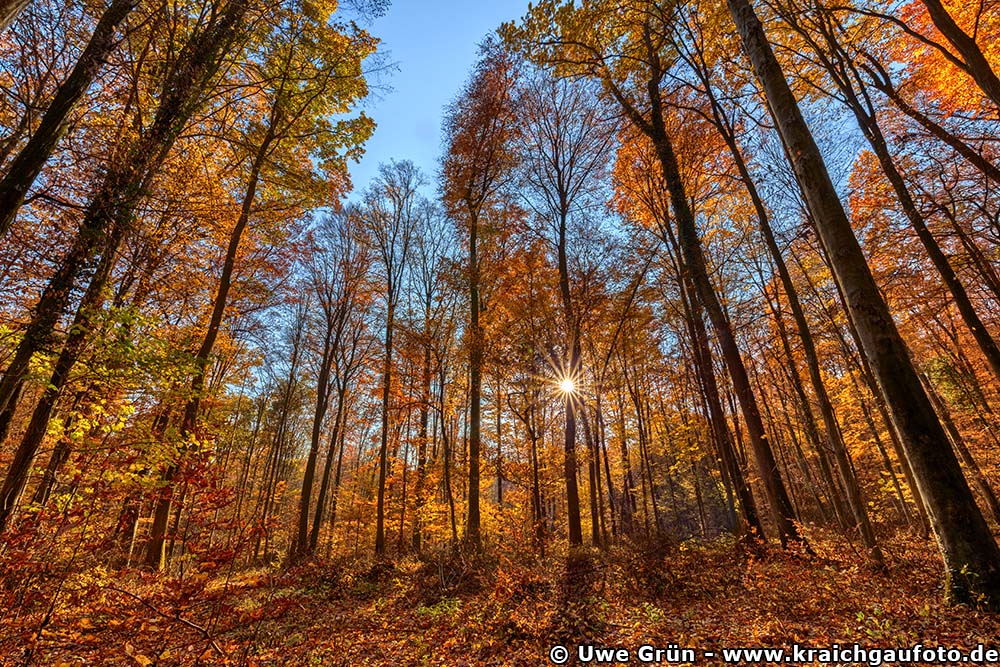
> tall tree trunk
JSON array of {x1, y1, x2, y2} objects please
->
[
  {"x1": 654, "y1": 125, "x2": 801, "y2": 547},
  {"x1": 292, "y1": 330, "x2": 334, "y2": 561},
  {"x1": 182, "y1": 125, "x2": 275, "y2": 435},
  {"x1": 314, "y1": 393, "x2": 347, "y2": 549},
  {"x1": 148, "y1": 116, "x2": 273, "y2": 570},
  {"x1": 728, "y1": 0, "x2": 1000, "y2": 607},
  {"x1": 0, "y1": 0, "x2": 138, "y2": 238},
  {"x1": 557, "y1": 208, "x2": 583, "y2": 546},
  {"x1": 309, "y1": 388, "x2": 341, "y2": 552},
  {"x1": 581, "y1": 408, "x2": 605, "y2": 547},
  {"x1": 375, "y1": 299, "x2": 395, "y2": 555},
  {"x1": 412, "y1": 336, "x2": 431, "y2": 552},
  {"x1": 696, "y1": 59, "x2": 879, "y2": 560},
  {"x1": 494, "y1": 380, "x2": 503, "y2": 506},
  {"x1": 530, "y1": 419, "x2": 545, "y2": 555},
  {"x1": 681, "y1": 280, "x2": 766, "y2": 541},
  {"x1": 918, "y1": 0, "x2": 1000, "y2": 109},
  {"x1": 595, "y1": 397, "x2": 618, "y2": 539},
  {"x1": 0, "y1": 0, "x2": 250, "y2": 427},
  {"x1": 440, "y1": 368, "x2": 458, "y2": 545},
  {"x1": 612, "y1": 28, "x2": 799, "y2": 546},
  {"x1": 766, "y1": 289, "x2": 850, "y2": 529},
  {"x1": 465, "y1": 208, "x2": 482, "y2": 548}
]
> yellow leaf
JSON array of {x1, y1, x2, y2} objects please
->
[{"x1": 125, "y1": 643, "x2": 153, "y2": 667}]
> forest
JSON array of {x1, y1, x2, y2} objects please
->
[{"x1": 1, "y1": 0, "x2": 1000, "y2": 664}]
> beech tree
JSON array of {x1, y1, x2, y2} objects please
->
[
  {"x1": 0, "y1": 0, "x2": 254, "y2": 532},
  {"x1": 505, "y1": 0, "x2": 805, "y2": 549},
  {"x1": 362, "y1": 160, "x2": 422, "y2": 556},
  {"x1": 0, "y1": 0, "x2": 139, "y2": 238},
  {"x1": 440, "y1": 42, "x2": 518, "y2": 548},
  {"x1": 726, "y1": 0, "x2": 1000, "y2": 608},
  {"x1": 515, "y1": 70, "x2": 614, "y2": 546}
]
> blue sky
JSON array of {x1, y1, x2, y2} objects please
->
[{"x1": 347, "y1": 0, "x2": 530, "y2": 198}]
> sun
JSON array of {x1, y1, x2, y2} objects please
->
[{"x1": 558, "y1": 378, "x2": 576, "y2": 394}]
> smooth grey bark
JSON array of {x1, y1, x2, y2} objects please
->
[
  {"x1": 685, "y1": 36, "x2": 879, "y2": 561},
  {"x1": 727, "y1": 0, "x2": 1000, "y2": 608},
  {"x1": 788, "y1": 7, "x2": 1000, "y2": 385}
]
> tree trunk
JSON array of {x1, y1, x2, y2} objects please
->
[
  {"x1": 728, "y1": 0, "x2": 1000, "y2": 607},
  {"x1": 0, "y1": 0, "x2": 28, "y2": 33},
  {"x1": 148, "y1": 114, "x2": 272, "y2": 570},
  {"x1": 681, "y1": 280, "x2": 766, "y2": 540},
  {"x1": 653, "y1": 125, "x2": 801, "y2": 547},
  {"x1": 557, "y1": 207, "x2": 583, "y2": 546},
  {"x1": 375, "y1": 299, "x2": 394, "y2": 555},
  {"x1": 0, "y1": 0, "x2": 250, "y2": 425},
  {"x1": 0, "y1": 0, "x2": 138, "y2": 238},
  {"x1": 918, "y1": 0, "x2": 1000, "y2": 109},
  {"x1": 292, "y1": 330, "x2": 334, "y2": 561},
  {"x1": 412, "y1": 337, "x2": 431, "y2": 551},
  {"x1": 697, "y1": 61, "x2": 879, "y2": 560},
  {"x1": 182, "y1": 125, "x2": 275, "y2": 435},
  {"x1": 466, "y1": 208, "x2": 482, "y2": 548}
]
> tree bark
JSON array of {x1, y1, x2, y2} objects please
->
[
  {"x1": 0, "y1": 0, "x2": 28, "y2": 33},
  {"x1": 412, "y1": 332, "x2": 431, "y2": 552},
  {"x1": 683, "y1": 291, "x2": 761, "y2": 538},
  {"x1": 654, "y1": 126, "x2": 801, "y2": 547},
  {"x1": 918, "y1": 0, "x2": 1000, "y2": 109},
  {"x1": 728, "y1": 0, "x2": 1000, "y2": 608},
  {"x1": 375, "y1": 298, "x2": 394, "y2": 555},
  {"x1": 148, "y1": 109, "x2": 272, "y2": 570},
  {"x1": 0, "y1": 0, "x2": 250, "y2": 427},
  {"x1": 292, "y1": 326, "x2": 334, "y2": 561},
  {"x1": 465, "y1": 207, "x2": 482, "y2": 548},
  {"x1": 0, "y1": 0, "x2": 138, "y2": 238},
  {"x1": 311, "y1": 384, "x2": 346, "y2": 550},
  {"x1": 693, "y1": 54, "x2": 881, "y2": 561}
]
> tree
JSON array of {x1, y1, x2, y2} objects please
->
[
  {"x1": 0, "y1": 0, "x2": 254, "y2": 532},
  {"x1": 143, "y1": 2, "x2": 375, "y2": 568},
  {"x1": 505, "y1": 0, "x2": 804, "y2": 548},
  {"x1": 408, "y1": 204, "x2": 455, "y2": 552},
  {"x1": 515, "y1": 70, "x2": 614, "y2": 546},
  {"x1": 0, "y1": 0, "x2": 28, "y2": 33},
  {"x1": 726, "y1": 0, "x2": 1000, "y2": 608},
  {"x1": 672, "y1": 5, "x2": 883, "y2": 566},
  {"x1": 0, "y1": 0, "x2": 140, "y2": 238},
  {"x1": 294, "y1": 208, "x2": 372, "y2": 559},
  {"x1": 916, "y1": 0, "x2": 1000, "y2": 109},
  {"x1": 362, "y1": 160, "x2": 422, "y2": 556},
  {"x1": 440, "y1": 41, "x2": 518, "y2": 549}
]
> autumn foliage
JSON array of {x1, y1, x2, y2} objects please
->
[{"x1": 2, "y1": 0, "x2": 1000, "y2": 663}]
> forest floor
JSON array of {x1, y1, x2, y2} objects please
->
[{"x1": 2, "y1": 528, "x2": 998, "y2": 666}]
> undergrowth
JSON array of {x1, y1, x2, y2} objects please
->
[{"x1": 1, "y1": 530, "x2": 996, "y2": 666}]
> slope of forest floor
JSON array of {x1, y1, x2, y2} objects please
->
[{"x1": 2, "y1": 529, "x2": 998, "y2": 666}]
